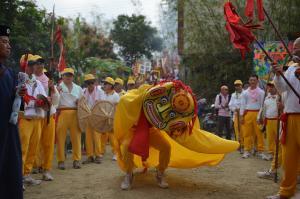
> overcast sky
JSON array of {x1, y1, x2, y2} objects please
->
[{"x1": 37, "y1": 0, "x2": 162, "y2": 27}]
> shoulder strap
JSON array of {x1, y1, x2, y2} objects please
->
[{"x1": 219, "y1": 94, "x2": 222, "y2": 104}]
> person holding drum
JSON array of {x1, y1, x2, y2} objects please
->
[
  {"x1": 81, "y1": 74, "x2": 104, "y2": 164},
  {"x1": 100, "y1": 77, "x2": 120, "y2": 161}
]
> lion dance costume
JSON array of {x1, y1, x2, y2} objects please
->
[{"x1": 114, "y1": 80, "x2": 239, "y2": 190}]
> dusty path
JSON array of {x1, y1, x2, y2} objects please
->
[{"x1": 25, "y1": 150, "x2": 299, "y2": 199}]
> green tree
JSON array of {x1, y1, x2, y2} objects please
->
[{"x1": 111, "y1": 14, "x2": 163, "y2": 66}]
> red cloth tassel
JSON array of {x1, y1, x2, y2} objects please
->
[
  {"x1": 245, "y1": 0, "x2": 254, "y2": 18},
  {"x1": 224, "y1": 2, "x2": 240, "y2": 24},
  {"x1": 128, "y1": 111, "x2": 151, "y2": 161},
  {"x1": 257, "y1": 0, "x2": 265, "y2": 21}
]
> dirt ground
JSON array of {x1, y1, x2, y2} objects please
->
[{"x1": 25, "y1": 149, "x2": 300, "y2": 199}]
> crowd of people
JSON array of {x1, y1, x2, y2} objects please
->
[{"x1": 1, "y1": 24, "x2": 300, "y2": 199}]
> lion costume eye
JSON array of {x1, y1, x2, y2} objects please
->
[
  {"x1": 160, "y1": 96, "x2": 168, "y2": 105},
  {"x1": 169, "y1": 111, "x2": 176, "y2": 118}
]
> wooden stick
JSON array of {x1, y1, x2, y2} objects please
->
[{"x1": 274, "y1": 95, "x2": 282, "y2": 183}]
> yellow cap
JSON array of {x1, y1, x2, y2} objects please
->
[
  {"x1": 20, "y1": 54, "x2": 35, "y2": 63},
  {"x1": 234, "y1": 80, "x2": 243, "y2": 85},
  {"x1": 43, "y1": 68, "x2": 47, "y2": 73},
  {"x1": 267, "y1": 81, "x2": 275, "y2": 86},
  {"x1": 33, "y1": 55, "x2": 42, "y2": 61},
  {"x1": 84, "y1": 74, "x2": 96, "y2": 81},
  {"x1": 115, "y1": 78, "x2": 124, "y2": 86},
  {"x1": 103, "y1": 77, "x2": 115, "y2": 85},
  {"x1": 127, "y1": 79, "x2": 135, "y2": 85},
  {"x1": 61, "y1": 68, "x2": 75, "y2": 75}
]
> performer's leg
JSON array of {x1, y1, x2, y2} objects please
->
[
  {"x1": 93, "y1": 131, "x2": 102, "y2": 158},
  {"x1": 279, "y1": 115, "x2": 300, "y2": 198},
  {"x1": 56, "y1": 111, "x2": 69, "y2": 162},
  {"x1": 19, "y1": 118, "x2": 34, "y2": 175},
  {"x1": 224, "y1": 117, "x2": 231, "y2": 140},
  {"x1": 41, "y1": 116, "x2": 55, "y2": 174},
  {"x1": 266, "y1": 120, "x2": 277, "y2": 155},
  {"x1": 234, "y1": 116, "x2": 239, "y2": 142},
  {"x1": 100, "y1": 133, "x2": 108, "y2": 155},
  {"x1": 242, "y1": 112, "x2": 254, "y2": 156},
  {"x1": 149, "y1": 129, "x2": 171, "y2": 188},
  {"x1": 69, "y1": 111, "x2": 82, "y2": 162},
  {"x1": 253, "y1": 114, "x2": 265, "y2": 153},
  {"x1": 120, "y1": 137, "x2": 134, "y2": 190},
  {"x1": 23, "y1": 119, "x2": 42, "y2": 176},
  {"x1": 85, "y1": 124, "x2": 94, "y2": 158},
  {"x1": 217, "y1": 116, "x2": 225, "y2": 137}
]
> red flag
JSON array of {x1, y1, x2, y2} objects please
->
[
  {"x1": 54, "y1": 26, "x2": 66, "y2": 72},
  {"x1": 224, "y1": 2, "x2": 256, "y2": 59},
  {"x1": 245, "y1": 0, "x2": 264, "y2": 21}
]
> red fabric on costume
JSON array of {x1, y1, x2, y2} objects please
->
[
  {"x1": 280, "y1": 113, "x2": 288, "y2": 144},
  {"x1": 23, "y1": 94, "x2": 36, "y2": 105},
  {"x1": 54, "y1": 26, "x2": 67, "y2": 72},
  {"x1": 245, "y1": 0, "x2": 254, "y2": 18},
  {"x1": 128, "y1": 111, "x2": 151, "y2": 161}
]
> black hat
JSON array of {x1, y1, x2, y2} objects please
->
[{"x1": 0, "y1": 25, "x2": 10, "y2": 37}]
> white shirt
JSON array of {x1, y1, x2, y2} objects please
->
[
  {"x1": 43, "y1": 87, "x2": 60, "y2": 117},
  {"x1": 58, "y1": 82, "x2": 83, "y2": 108},
  {"x1": 240, "y1": 87, "x2": 265, "y2": 116},
  {"x1": 102, "y1": 90, "x2": 120, "y2": 104},
  {"x1": 258, "y1": 94, "x2": 279, "y2": 120},
  {"x1": 274, "y1": 64, "x2": 300, "y2": 113},
  {"x1": 24, "y1": 77, "x2": 47, "y2": 118},
  {"x1": 83, "y1": 87, "x2": 105, "y2": 108},
  {"x1": 229, "y1": 91, "x2": 243, "y2": 120}
]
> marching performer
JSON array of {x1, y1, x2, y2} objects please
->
[
  {"x1": 240, "y1": 74, "x2": 267, "y2": 159},
  {"x1": 229, "y1": 80, "x2": 244, "y2": 152},
  {"x1": 267, "y1": 37, "x2": 300, "y2": 199},
  {"x1": 32, "y1": 55, "x2": 59, "y2": 180},
  {"x1": 19, "y1": 56, "x2": 47, "y2": 186},
  {"x1": 82, "y1": 74, "x2": 104, "y2": 164},
  {"x1": 56, "y1": 68, "x2": 83, "y2": 170},
  {"x1": 115, "y1": 78, "x2": 126, "y2": 96},
  {"x1": 114, "y1": 80, "x2": 239, "y2": 190},
  {"x1": 257, "y1": 81, "x2": 279, "y2": 160},
  {"x1": 100, "y1": 77, "x2": 120, "y2": 161}
]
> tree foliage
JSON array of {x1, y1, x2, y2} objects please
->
[
  {"x1": 160, "y1": 0, "x2": 300, "y2": 102},
  {"x1": 111, "y1": 14, "x2": 163, "y2": 66}
]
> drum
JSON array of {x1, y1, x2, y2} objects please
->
[
  {"x1": 89, "y1": 100, "x2": 115, "y2": 133},
  {"x1": 77, "y1": 97, "x2": 91, "y2": 132}
]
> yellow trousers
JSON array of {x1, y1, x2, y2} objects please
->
[
  {"x1": 242, "y1": 111, "x2": 264, "y2": 152},
  {"x1": 120, "y1": 128, "x2": 171, "y2": 173},
  {"x1": 19, "y1": 118, "x2": 42, "y2": 175},
  {"x1": 266, "y1": 119, "x2": 278, "y2": 155},
  {"x1": 233, "y1": 114, "x2": 244, "y2": 146},
  {"x1": 100, "y1": 133, "x2": 115, "y2": 155},
  {"x1": 280, "y1": 115, "x2": 300, "y2": 198},
  {"x1": 85, "y1": 124, "x2": 102, "y2": 157},
  {"x1": 56, "y1": 110, "x2": 81, "y2": 161}
]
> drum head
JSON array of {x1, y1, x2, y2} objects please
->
[
  {"x1": 89, "y1": 100, "x2": 115, "y2": 133},
  {"x1": 77, "y1": 97, "x2": 91, "y2": 132}
]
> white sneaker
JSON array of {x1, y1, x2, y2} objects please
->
[
  {"x1": 23, "y1": 175, "x2": 42, "y2": 186},
  {"x1": 112, "y1": 154, "x2": 117, "y2": 161},
  {"x1": 257, "y1": 170, "x2": 275, "y2": 180},
  {"x1": 156, "y1": 170, "x2": 169, "y2": 189},
  {"x1": 257, "y1": 152, "x2": 270, "y2": 161},
  {"x1": 121, "y1": 173, "x2": 133, "y2": 190},
  {"x1": 266, "y1": 194, "x2": 280, "y2": 199},
  {"x1": 242, "y1": 151, "x2": 251, "y2": 159},
  {"x1": 43, "y1": 171, "x2": 54, "y2": 181}
]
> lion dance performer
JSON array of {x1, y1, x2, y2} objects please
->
[{"x1": 114, "y1": 80, "x2": 239, "y2": 190}]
